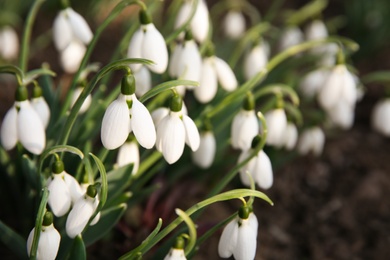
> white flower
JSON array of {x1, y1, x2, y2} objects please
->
[
  {"x1": 218, "y1": 211, "x2": 258, "y2": 260},
  {"x1": 0, "y1": 26, "x2": 19, "y2": 60},
  {"x1": 1, "y1": 100, "x2": 46, "y2": 154},
  {"x1": 297, "y1": 127, "x2": 325, "y2": 156},
  {"x1": 238, "y1": 149, "x2": 273, "y2": 189},
  {"x1": 164, "y1": 248, "x2": 187, "y2": 260},
  {"x1": 327, "y1": 101, "x2": 355, "y2": 130},
  {"x1": 66, "y1": 188, "x2": 98, "y2": 238},
  {"x1": 223, "y1": 11, "x2": 246, "y2": 39},
  {"x1": 305, "y1": 20, "x2": 328, "y2": 41},
  {"x1": 175, "y1": 0, "x2": 209, "y2": 43},
  {"x1": 27, "y1": 224, "x2": 61, "y2": 260},
  {"x1": 231, "y1": 109, "x2": 259, "y2": 150},
  {"x1": 372, "y1": 98, "x2": 390, "y2": 136},
  {"x1": 195, "y1": 56, "x2": 237, "y2": 103},
  {"x1": 134, "y1": 66, "x2": 152, "y2": 97},
  {"x1": 299, "y1": 68, "x2": 330, "y2": 98},
  {"x1": 101, "y1": 93, "x2": 156, "y2": 150},
  {"x1": 116, "y1": 139, "x2": 140, "y2": 175},
  {"x1": 282, "y1": 123, "x2": 298, "y2": 150},
  {"x1": 70, "y1": 87, "x2": 92, "y2": 114},
  {"x1": 31, "y1": 97, "x2": 50, "y2": 129},
  {"x1": 47, "y1": 171, "x2": 74, "y2": 217},
  {"x1": 127, "y1": 22, "x2": 168, "y2": 74},
  {"x1": 59, "y1": 40, "x2": 86, "y2": 73},
  {"x1": 278, "y1": 26, "x2": 304, "y2": 52},
  {"x1": 264, "y1": 108, "x2": 288, "y2": 147},
  {"x1": 243, "y1": 43, "x2": 268, "y2": 80},
  {"x1": 53, "y1": 7, "x2": 92, "y2": 51},
  {"x1": 192, "y1": 131, "x2": 216, "y2": 169}
]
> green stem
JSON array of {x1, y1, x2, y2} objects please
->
[
  {"x1": 19, "y1": 0, "x2": 46, "y2": 73},
  {"x1": 175, "y1": 209, "x2": 196, "y2": 255}
]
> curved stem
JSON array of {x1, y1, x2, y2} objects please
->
[{"x1": 175, "y1": 209, "x2": 197, "y2": 255}]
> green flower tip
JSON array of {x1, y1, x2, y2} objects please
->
[
  {"x1": 126, "y1": 133, "x2": 136, "y2": 143},
  {"x1": 42, "y1": 211, "x2": 53, "y2": 226},
  {"x1": 32, "y1": 85, "x2": 43, "y2": 98},
  {"x1": 121, "y1": 74, "x2": 136, "y2": 95},
  {"x1": 170, "y1": 94, "x2": 183, "y2": 112},
  {"x1": 52, "y1": 160, "x2": 64, "y2": 174},
  {"x1": 86, "y1": 185, "x2": 97, "y2": 198},
  {"x1": 15, "y1": 86, "x2": 28, "y2": 102},
  {"x1": 184, "y1": 30, "x2": 193, "y2": 41},
  {"x1": 251, "y1": 135, "x2": 262, "y2": 149},
  {"x1": 139, "y1": 9, "x2": 152, "y2": 25},
  {"x1": 204, "y1": 43, "x2": 215, "y2": 57},
  {"x1": 243, "y1": 92, "x2": 255, "y2": 111},
  {"x1": 238, "y1": 205, "x2": 250, "y2": 219},
  {"x1": 173, "y1": 236, "x2": 185, "y2": 250},
  {"x1": 275, "y1": 96, "x2": 284, "y2": 109}
]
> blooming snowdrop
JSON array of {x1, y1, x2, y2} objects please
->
[
  {"x1": 66, "y1": 184, "x2": 99, "y2": 238},
  {"x1": 218, "y1": 206, "x2": 258, "y2": 260},
  {"x1": 371, "y1": 98, "x2": 390, "y2": 136},
  {"x1": 0, "y1": 25, "x2": 19, "y2": 60},
  {"x1": 0, "y1": 86, "x2": 45, "y2": 155},
  {"x1": 318, "y1": 64, "x2": 357, "y2": 129},
  {"x1": 60, "y1": 40, "x2": 86, "y2": 73},
  {"x1": 192, "y1": 130, "x2": 216, "y2": 169},
  {"x1": 164, "y1": 236, "x2": 187, "y2": 260},
  {"x1": 238, "y1": 135, "x2": 273, "y2": 189},
  {"x1": 134, "y1": 66, "x2": 152, "y2": 97},
  {"x1": 116, "y1": 136, "x2": 140, "y2": 175},
  {"x1": 223, "y1": 11, "x2": 246, "y2": 39},
  {"x1": 297, "y1": 126, "x2": 325, "y2": 156},
  {"x1": 156, "y1": 95, "x2": 200, "y2": 164},
  {"x1": 231, "y1": 93, "x2": 259, "y2": 150},
  {"x1": 282, "y1": 122, "x2": 298, "y2": 150},
  {"x1": 264, "y1": 107, "x2": 288, "y2": 147},
  {"x1": 127, "y1": 10, "x2": 168, "y2": 74},
  {"x1": 299, "y1": 67, "x2": 330, "y2": 98},
  {"x1": 101, "y1": 74, "x2": 156, "y2": 150},
  {"x1": 27, "y1": 211, "x2": 60, "y2": 260},
  {"x1": 243, "y1": 41, "x2": 268, "y2": 80},
  {"x1": 278, "y1": 26, "x2": 304, "y2": 52},
  {"x1": 70, "y1": 84, "x2": 92, "y2": 114},
  {"x1": 175, "y1": 0, "x2": 210, "y2": 43},
  {"x1": 31, "y1": 85, "x2": 50, "y2": 128}
]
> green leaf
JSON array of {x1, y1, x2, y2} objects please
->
[
  {"x1": 139, "y1": 80, "x2": 199, "y2": 103},
  {"x1": 69, "y1": 235, "x2": 86, "y2": 260},
  {"x1": 0, "y1": 220, "x2": 27, "y2": 259},
  {"x1": 83, "y1": 203, "x2": 127, "y2": 246},
  {"x1": 24, "y1": 68, "x2": 56, "y2": 85},
  {"x1": 0, "y1": 65, "x2": 23, "y2": 85},
  {"x1": 104, "y1": 192, "x2": 132, "y2": 209},
  {"x1": 100, "y1": 164, "x2": 134, "y2": 204},
  {"x1": 38, "y1": 145, "x2": 84, "y2": 174},
  {"x1": 88, "y1": 153, "x2": 108, "y2": 218},
  {"x1": 254, "y1": 83, "x2": 300, "y2": 106},
  {"x1": 21, "y1": 154, "x2": 40, "y2": 190}
]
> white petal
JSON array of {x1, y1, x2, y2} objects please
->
[
  {"x1": 265, "y1": 108, "x2": 288, "y2": 147},
  {"x1": 218, "y1": 217, "x2": 239, "y2": 258},
  {"x1": 305, "y1": 19, "x2": 328, "y2": 40},
  {"x1": 318, "y1": 65, "x2": 346, "y2": 110},
  {"x1": 130, "y1": 95, "x2": 156, "y2": 149},
  {"x1": 66, "y1": 196, "x2": 95, "y2": 238},
  {"x1": 194, "y1": 58, "x2": 217, "y2": 103},
  {"x1": 177, "y1": 40, "x2": 202, "y2": 86},
  {"x1": 299, "y1": 68, "x2": 330, "y2": 98},
  {"x1": 116, "y1": 141, "x2": 140, "y2": 174},
  {"x1": 231, "y1": 110, "x2": 246, "y2": 149},
  {"x1": 70, "y1": 87, "x2": 92, "y2": 114},
  {"x1": 127, "y1": 28, "x2": 144, "y2": 72},
  {"x1": 214, "y1": 57, "x2": 237, "y2": 91},
  {"x1": 89, "y1": 197, "x2": 100, "y2": 226},
  {"x1": 27, "y1": 224, "x2": 61, "y2": 260},
  {"x1": 66, "y1": 8, "x2": 93, "y2": 45},
  {"x1": 164, "y1": 248, "x2": 187, "y2": 260},
  {"x1": 142, "y1": 24, "x2": 168, "y2": 74},
  {"x1": 182, "y1": 115, "x2": 200, "y2": 151},
  {"x1": 192, "y1": 131, "x2": 216, "y2": 168},
  {"x1": 101, "y1": 95, "x2": 130, "y2": 150},
  {"x1": 0, "y1": 105, "x2": 18, "y2": 150},
  {"x1": 0, "y1": 26, "x2": 19, "y2": 59},
  {"x1": 283, "y1": 123, "x2": 298, "y2": 150},
  {"x1": 311, "y1": 127, "x2": 325, "y2": 156},
  {"x1": 169, "y1": 43, "x2": 183, "y2": 78},
  {"x1": 151, "y1": 107, "x2": 170, "y2": 127},
  {"x1": 372, "y1": 99, "x2": 390, "y2": 136},
  {"x1": 174, "y1": 2, "x2": 192, "y2": 39},
  {"x1": 327, "y1": 102, "x2": 355, "y2": 129},
  {"x1": 248, "y1": 213, "x2": 259, "y2": 235},
  {"x1": 48, "y1": 175, "x2": 71, "y2": 217},
  {"x1": 278, "y1": 26, "x2": 304, "y2": 51},
  {"x1": 254, "y1": 150, "x2": 273, "y2": 189},
  {"x1": 31, "y1": 97, "x2": 50, "y2": 128},
  {"x1": 60, "y1": 40, "x2": 86, "y2": 73},
  {"x1": 238, "y1": 150, "x2": 256, "y2": 187},
  {"x1": 52, "y1": 11, "x2": 73, "y2": 51},
  {"x1": 244, "y1": 44, "x2": 268, "y2": 80},
  {"x1": 18, "y1": 101, "x2": 46, "y2": 154},
  {"x1": 234, "y1": 219, "x2": 257, "y2": 260},
  {"x1": 156, "y1": 112, "x2": 185, "y2": 164},
  {"x1": 232, "y1": 110, "x2": 259, "y2": 150},
  {"x1": 134, "y1": 66, "x2": 152, "y2": 97},
  {"x1": 191, "y1": 0, "x2": 210, "y2": 43},
  {"x1": 223, "y1": 11, "x2": 246, "y2": 39},
  {"x1": 64, "y1": 172, "x2": 83, "y2": 204}
]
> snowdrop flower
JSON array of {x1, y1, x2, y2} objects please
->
[
  {"x1": 127, "y1": 10, "x2": 168, "y2": 74},
  {"x1": 27, "y1": 211, "x2": 60, "y2": 260},
  {"x1": 0, "y1": 86, "x2": 45, "y2": 154},
  {"x1": 0, "y1": 25, "x2": 19, "y2": 60},
  {"x1": 59, "y1": 40, "x2": 86, "y2": 73},
  {"x1": 175, "y1": 0, "x2": 209, "y2": 43},
  {"x1": 372, "y1": 98, "x2": 390, "y2": 136},
  {"x1": 31, "y1": 85, "x2": 50, "y2": 128},
  {"x1": 223, "y1": 11, "x2": 246, "y2": 39},
  {"x1": 134, "y1": 66, "x2": 152, "y2": 97},
  {"x1": 231, "y1": 93, "x2": 259, "y2": 150},
  {"x1": 164, "y1": 236, "x2": 187, "y2": 260},
  {"x1": 195, "y1": 49, "x2": 237, "y2": 103},
  {"x1": 116, "y1": 135, "x2": 140, "y2": 175},
  {"x1": 282, "y1": 122, "x2": 298, "y2": 150},
  {"x1": 70, "y1": 84, "x2": 92, "y2": 114},
  {"x1": 305, "y1": 19, "x2": 328, "y2": 41},
  {"x1": 318, "y1": 64, "x2": 357, "y2": 129},
  {"x1": 218, "y1": 206, "x2": 258, "y2": 260},
  {"x1": 101, "y1": 74, "x2": 156, "y2": 150},
  {"x1": 299, "y1": 68, "x2": 330, "y2": 98},
  {"x1": 278, "y1": 26, "x2": 304, "y2": 52},
  {"x1": 66, "y1": 184, "x2": 99, "y2": 238},
  {"x1": 243, "y1": 41, "x2": 268, "y2": 80},
  {"x1": 156, "y1": 95, "x2": 200, "y2": 164},
  {"x1": 264, "y1": 107, "x2": 288, "y2": 147},
  {"x1": 192, "y1": 130, "x2": 216, "y2": 169},
  {"x1": 238, "y1": 135, "x2": 273, "y2": 189},
  {"x1": 297, "y1": 126, "x2": 325, "y2": 156}
]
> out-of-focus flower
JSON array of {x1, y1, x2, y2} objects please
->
[
  {"x1": 297, "y1": 126, "x2": 325, "y2": 156},
  {"x1": 278, "y1": 26, "x2": 304, "y2": 52},
  {"x1": 116, "y1": 136, "x2": 140, "y2": 175},
  {"x1": 282, "y1": 122, "x2": 298, "y2": 150},
  {"x1": 371, "y1": 98, "x2": 390, "y2": 136},
  {"x1": 243, "y1": 41, "x2": 268, "y2": 80},
  {"x1": 0, "y1": 25, "x2": 19, "y2": 60},
  {"x1": 31, "y1": 85, "x2": 50, "y2": 128},
  {"x1": 70, "y1": 85, "x2": 92, "y2": 114},
  {"x1": 192, "y1": 130, "x2": 216, "y2": 169},
  {"x1": 134, "y1": 66, "x2": 152, "y2": 97},
  {"x1": 299, "y1": 68, "x2": 330, "y2": 98},
  {"x1": 223, "y1": 11, "x2": 246, "y2": 39},
  {"x1": 264, "y1": 108, "x2": 287, "y2": 147}
]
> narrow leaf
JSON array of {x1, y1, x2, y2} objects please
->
[
  {"x1": 0, "y1": 220, "x2": 26, "y2": 259},
  {"x1": 139, "y1": 80, "x2": 199, "y2": 103},
  {"x1": 89, "y1": 153, "x2": 108, "y2": 216},
  {"x1": 69, "y1": 235, "x2": 86, "y2": 260}
]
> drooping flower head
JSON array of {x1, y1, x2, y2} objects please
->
[
  {"x1": 243, "y1": 40, "x2": 269, "y2": 80},
  {"x1": 264, "y1": 100, "x2": 288, "y2": 148},
  {"x1": 192, "y1": 119, "x2": 216, "y2": 169},
  {"x1": 164, "y1": 236, "x2": 187, "y2": 260},
  {"x1": 116, "y1": 134, "x2": 140, "y2": 175},
  {"x1": 0, "y1": 25, "x2": 19, "y2": 60},
  {"x1": 297, "y1": 126, "x2": 325, "y2": 156},
  {"x1": 70, "y1": 81, "x2": 92, "y2": 114},
  {"x1": 127, "y1": 9, "x2": 168, "y2": 74},
  {"x1": 278, "y1": 26, "x2": 304, "y2": 52},
  {"x1": 31, "y1": 84, "x2": 50, "y2": 128},
  {"x1": 223, "y1": 10, "x2": 246, "y2": 39},
  {"x1": 101, "y1": 74, "x2": 156, "y2": 150},
  {"x1": 371, "y1": 98, "x2": 390, "y2": 137}
]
